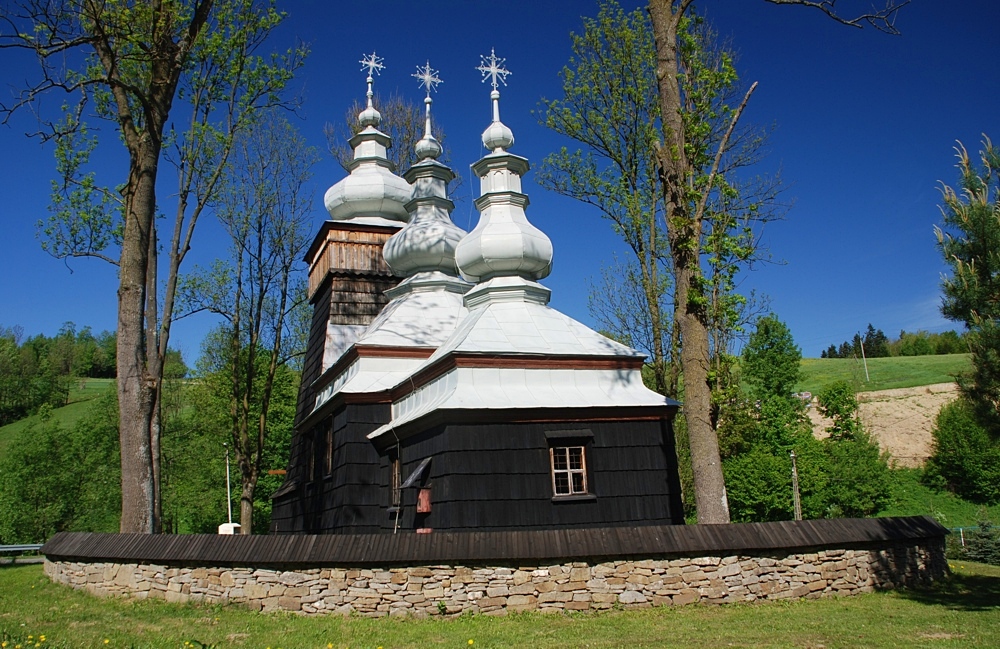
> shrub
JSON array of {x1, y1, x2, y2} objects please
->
[
  {"x1": 925, "y1": 399, "x2": 1000, "y2": 504},
  {"x1": 961, "y1": 521, "x2": 1000, "y2": 566}
]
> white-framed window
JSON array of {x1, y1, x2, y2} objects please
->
[{"x1": 550, "y1": 445, "x2": 588, "y2": 496}]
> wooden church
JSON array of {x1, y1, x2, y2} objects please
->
[{"x1": 270, "y1": 53, "x2": 684, "y2": 535}]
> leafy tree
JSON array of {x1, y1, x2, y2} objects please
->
[
  {"x1": 647, "y1": 0, "x2": 908, "y2": 524},
  {"x1": 822, "y1": 432, "x2": 891, "y2": 517},
  {"x1": 1, "y1": 0, "x2": 306, "y2": 533},
  {"x1": 180, "y1": 112, "x2": 313, "y2": 532},
  {"x1": 541, "y1": 2, "x2": 778, "y2": 402},
  {"x1": 541, "y1": 2, "x2": 786, "y2": 524},
  {"x1": 538, "y1": 2, "x2": 672, "y2": 395},
  {"x1": 925, "y1": 399, "x2": 1000, "y2": 504},
  {"x1": 0, "y1": 392, "x2": 120, "y2": 543},
  {"x1": 742, "y1": 314, "x2": 802, "y2": 402},
  {"x1": 817, "y1": 380, "x2": 863, "y2": 440},
  {"x1": 937, "y1": 138, "x2": 1000, "y2": 434}
]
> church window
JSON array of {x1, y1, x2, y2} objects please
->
[{"x1": 550, "y1": 446, "x2": 588, "y2": 496}]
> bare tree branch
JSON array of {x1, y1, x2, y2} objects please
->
[{"x1": 764, "y1": 0, "x2": 909, "y2": 34}]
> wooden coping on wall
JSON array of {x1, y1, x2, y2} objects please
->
[{"x1": 41, "y1": 516, "x2": 945, "y2": 568}]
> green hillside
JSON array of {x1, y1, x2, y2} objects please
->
[
  {"x1": 0, "y1": 378, "x2": 114, "y2": 455},
  {"x1": 797, "y1": 354, "x2": 970, "y2": 394}
]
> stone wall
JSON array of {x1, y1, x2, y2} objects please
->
[{"x1": 44, "y1": 541, "x2": 945, "y2": 617}]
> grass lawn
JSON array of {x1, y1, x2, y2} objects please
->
[
  {"x1": 797, "y1": 354, "x2": 970, "y2": 394},
  {"x1": 0, "y1": 562, "x2": 997, "y2": 648},
  {"x1": 0, "y1": 379, "x2": 114, "y2": 455}
]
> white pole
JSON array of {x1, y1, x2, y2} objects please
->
[
  {"x1": 790, "y1": 450, "x2": 802, "y2": 521},
  {"x1": 224, "y1": 443, "x2": 233, "y2": 525},
  {"x1": 859, "y1": 335, "x2": 870, "y2": 383}
]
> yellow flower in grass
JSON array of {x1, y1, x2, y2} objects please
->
[
  {"x1": 103, "y1": 641, "x2": 109, "y2": 645},
  {"x1": 327, "y1": 644, "x2": 333, "y2": 649},
  {"x1": 469, "y1": 641, "x2": 475, "y2": 646}
]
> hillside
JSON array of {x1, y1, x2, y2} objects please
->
[
  {"x1": 797, "y1": 353, "x2": 970, "y2": 394},
  {"x1": 0, "y1": 378, "x2": 114, "y2": 455}
]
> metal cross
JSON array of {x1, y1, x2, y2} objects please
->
[
  {"x1": 359, "y1": 51, "x2": 385, "y2": 78},
  {"x1": 412, "y1": 61, "x2": 443, "y2": 97},
  {"x1": 477, "y1": 48, "x2": 511, "y2": 90}
]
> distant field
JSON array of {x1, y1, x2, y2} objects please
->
[
  {"x1": 798, "y1": 354, "x2": 970, "y2": 394},
  {"x1": 0, "y1": 378, "x2": 114, "y2": 455}
]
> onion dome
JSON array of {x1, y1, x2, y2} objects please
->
[
  {"x1": 383, "y1": 62, "x2": 467, "y2": 277},
  {"x1": 455, "y1": 50, "x2": 553, "y2": 285},
  {"x1": 323, "y1": 52, "x2": 411, "y2": 227}
]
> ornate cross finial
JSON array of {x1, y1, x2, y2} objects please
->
[
  {"x1": 477, "y1": 48, "x2": 511, "y2": 91},
  {"x1": 359, "y1": 51, "x2": 385, "y2": 79},
  {"x1": 412, "y1": 61, "x2": 443, "y2": 98}
]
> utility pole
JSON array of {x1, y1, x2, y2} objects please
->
[{"x1": 790, "y1": 449, "x2": 802, "y2": 521}]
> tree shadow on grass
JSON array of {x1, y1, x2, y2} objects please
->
[{"x1": 895, "y1": 570, "x2": 1000, "y2": 611}]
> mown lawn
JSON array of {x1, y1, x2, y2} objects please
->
[
  {"x1": 1, "y1": 562, "x2": 997, "y2": 648},
  {"x1": 797, "y1": 354, "x2": 970, "y2": 394}
]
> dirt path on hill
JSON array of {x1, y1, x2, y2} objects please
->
[{"x1": 808, "y1": 382, "x2": 959, "y2": 467}]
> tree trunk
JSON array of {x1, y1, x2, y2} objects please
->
[
  {"x1": 648, "y1": 0, "x2": 730, "y2": 524},
  {"x1": 240, "y1": 479, "x2": 255, "y2": 534},
  {"x1": 117, "y1": 143, "x2": 159, "y2": 534}
]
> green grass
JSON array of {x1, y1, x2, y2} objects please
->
[
  {"x1": 0, "y1": 379, "x2": 114, "y2": 455},
  {"x1": 797, "y1": 354, "x2": 971, "y2": 395},
  {"x1": 1, "y1": 562, "x2": 997, "y2": 648},
  {"x1": 882, "y1": 469, "x2": 1000, "y2": 530}
]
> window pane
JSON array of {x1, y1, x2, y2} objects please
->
[
  {"x1": 553, "y1": 448, "x2": 568, "y2": 470},
  {"x1": 569, "y1": 447, "x2": 583, "y2": 470},
  {"x1": 554, "y1": 472, "x2": 570, "y2": 495},
  {"x1": 571, "y1": 472, "x2": 585, "y2": 493}
]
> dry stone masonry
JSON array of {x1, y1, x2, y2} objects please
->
[{"x1": 45, "y1": 542, "x2": 944, "y2": 617}]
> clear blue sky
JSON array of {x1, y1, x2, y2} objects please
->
[{"x1": 1, "y1": 0, "x2": 997, "y2": 362}]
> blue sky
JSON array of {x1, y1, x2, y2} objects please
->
[{"x1": 1, "y1": 0, "x2": 997, "y2": 362}]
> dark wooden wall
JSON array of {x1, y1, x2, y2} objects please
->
[
  {"x1": 389, "y1": 419, "x2": 685, "y2": 533},
  {"x1": 272, "y1": 403, "x2": 390, "y2": 534}
]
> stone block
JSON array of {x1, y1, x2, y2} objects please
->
[
  {"x1": 508, "y1": 594, "x2": 537, "y2": 609},
  {"x1": 477, "y1": 596, "x2": 506, "y2": 608},
  {"x1": 539, "y1": 591, "x2": 573, "y2": 603},
  {"x1": 164, "y1": 590, "x2": 189, "y2": 604},
  {"x1": 672, "y1": 591, "x2": 699, "y2": 606},
  {"x1": 513, "y1": 570, "x2": 532, "y2": 585},
  {"x1": 509, "y1": 583, "x2": 536, "y2": 595},
  {"x1": 619, "y1": 590, "x2": 647, "y2": 605}
]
